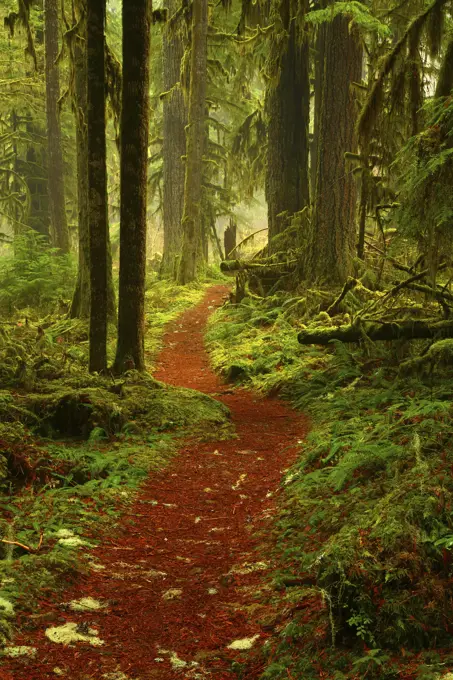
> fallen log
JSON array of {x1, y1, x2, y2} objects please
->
[
  {"x1": 220, "y1": 258, "x2": 296, "y2": 277},
  {"x1": 298, "y1": 318, "x2": 453, "y2": 345},
  {"x1": 406, "y1": 281, "x2": 453, "y2": 303},
  {"x1": 385, "y1": 262, "x2": 448, "y2": 299}
]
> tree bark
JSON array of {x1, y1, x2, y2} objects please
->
[
  {"x1": 224, "y1": 218, "x2": 237, "y2": 259},
  {"x1": 70, "y1": 0, "x2": 90, "y2": 318},
  {"x1": 357, "y1": 169, "x2": 368, "y2": 260},
  {"x1": 113, "y1": 0, "x2": 151, "y2": 373},
  {"x1": 220, "y1": 258, "x2": 296, "y2": 276},
  {"x1": 308, "y1": 14, "x2": 362, "y2": 284},
  {"x1": 298, "y1": 318, "x2": 453, "y2": 345},
  {"x1": 160, "y1": 0, "x2": 188, "y2": 280},
  {"x1": 265, "y1": 0, "x2": 310, "y2": 248},
  {"x1": 87, "y1": 0, "x2": 108, "y2": 372},
  {"x1": 177, "y1": 0, "x2": 208, "y2": 284},
  {"x1": 70, "y1": 0, "x2": 116, "y2": 321},
  {"x1": 44, "y1": 0, "x2": 70, "y2": 253},
  {"x1": 311, "y1": 16, "x2": 325, "y2": 197}
]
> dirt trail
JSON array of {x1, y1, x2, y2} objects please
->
[{"x1": 1, "y1": 285, "x2": 307, "y2": 680}]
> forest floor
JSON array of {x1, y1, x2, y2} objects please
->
[{"x1": 0, "y1": 284, "x2": 307, "y2": 680}]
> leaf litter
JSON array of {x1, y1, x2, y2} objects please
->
[{"x1": 0, "y1": 285, "x2": 307, "y2": 679}]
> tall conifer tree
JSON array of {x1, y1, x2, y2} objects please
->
[
  {"x1": 265, "y1": 0, "x2": 310, "y2": 247},
  {"x1": 161, "y1": 0, "x2": 187, "y2": 280},
  {"x1": 308, "y1": 15, "x2": 362, "y2": 284},
  {"x1": 178, "y1": 0, "x2": 208, "y2": 284},
  {"x1": 114, "y1": 0, "x2": 151, "y2": 372},
  {"x1": 87, "y1": 0, "x2": 108, "y2": 372},
  {"x1": 44, "y1": 0, "x2": 70, "y2": 253}
]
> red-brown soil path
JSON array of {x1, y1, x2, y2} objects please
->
[{"x1": 1, "y1": 285, "x2": 307, "y2": 680}]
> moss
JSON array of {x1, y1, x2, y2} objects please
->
[
  {"x1": 16, "y1": 372, "x2": 229, "y2": 440},
  {"x1": 399, "y1": 338, "x2": 453, "y2": 376},
  {"x1": 206, "y1": 290, "x2": 453, "y2": 679}
]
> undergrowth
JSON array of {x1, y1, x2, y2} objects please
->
[
  {"x1": 0, "y1": 276, "x2": 228, "y2": 649},
  {"x1": 207, "y1": 294, "x2": 453, "y2": 680},
  {"x1": 0, "y1": 432, "x2": 173, "y2": 646},
  {"x1": 144, "y1": 279, "x2": 214, "y2": 367},
  {"x1": 0, "y1": 232, "x2": 76, "y2": 315}
]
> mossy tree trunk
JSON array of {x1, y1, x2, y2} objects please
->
[
  {"x1": 87, "y1": 0, "x2": 108, "y2": 372},
  {"x1": 70, "y1": 0, "x2": 90, "y2": 318},
  {"x1": 161, "y1": 0, "x2": 187, "y2": 280},
  {"x1": 265, "y1": 0, "x2": 310, "y2": 249},
  {"x1": 113, "y1": 0, "x2": 151, "y2": 373},
  {"x1": 44, "y1": 0, "x2": 70, "y2": 253},
  {"x1": 307, "y1": 15, "x2": 362, "y2": 284},
  {"x1": 71, "y1": 0, "x2": 116, "y2": 321},
  {"x1": 357, "y1": 169, "x2": 369, "y2": 260},
  {"x1": 224, "y1": 218, "x2": 236, "y2": 259},
  {"x1": 311, "y1": 14, "x2": 325, "y2": 195},
  {"x1": 177, "y1": 0, "x2": 208, "y2": 285}
]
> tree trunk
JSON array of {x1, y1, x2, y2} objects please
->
[
  {"x1": 160, "y1": 0, "x2": 187, "y2": 280},
  {"x1": 265, "y1": 0, "x2": 310, "y2": 248},
  {"x1": 44, "y1": 0, "x2": 70, "y2": 253},
  {"x1": 177, "y1": 0, "x2": 208, "y2": 284},
  {"x1": 70, "y1": 0, "x2": 90, "y2": 318},
  {"x1": 87, "y1": 0, "x2": 108, "y2": 373},
  {"x1": 311, "y1": 17, "x2": 326, "y2": 196},
  {"x1": 224, "y1": 218, "x2": 237, "y2": 259},
  {"x1": 308, "y1": 14, "x2": 362, "y2": 284},
  {"x1": 357, "y1": 169, "x2": 368, "y2": 260},
  {"x1": 70, "y1": 0, "x2": 116, "y2": 321},
  {"x1": 298, "y1": 318, "x2": 453, "y2": 345},
  {"x1": 113, "y1": 0, "x2": 151, "y2": 373}
]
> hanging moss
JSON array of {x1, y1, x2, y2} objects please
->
[{"x1": 358, "y1": 0, "x2": 449, "y2": 147}]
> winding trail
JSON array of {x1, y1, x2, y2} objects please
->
[{"x1": 1, "y1": 285, "x2": 307, "y2": 680}]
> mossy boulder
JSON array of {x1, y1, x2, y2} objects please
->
[{"x1": 19, "y1": 374, "x2": 230, "y2": 439}]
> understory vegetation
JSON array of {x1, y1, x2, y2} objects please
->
[
  {"x1": 3, "y1": 0, "x2": 453, "y2": 674},
  {"x1": 0, "y1": 263, "x2": 229, "y2": 648},
  {"x1": 207, "y1": 280, "x2": 453, "y2": 679}
]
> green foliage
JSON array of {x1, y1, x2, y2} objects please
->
[
  {"x1": 207, "y1": 292, "x2": 453, "y2": 679},
  {"x1": 306, "y1": 2, "x2": 391, "y2": 37},
  {"x1": 394, "y1": 96, "x2": 453, "y2": 264},
  {"x1": 0, "y1": 432, "x2": 173, "y2": 641},
  {"x1": 144, "y1": 279, "x2": 212, "y2": 366},
  {"x1": 0, "y1": 232, "x2": 75, "y2": 314}
]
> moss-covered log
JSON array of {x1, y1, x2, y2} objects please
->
[
  {"x1": 220, "y1": 259, "x2": 296, "y2": 276},
  {"x1": 399, "y1": 339, "x2": 453, "y2": 375},
  {"x1": 298, "y1": 318, "x2": 453, "y2": 345}
]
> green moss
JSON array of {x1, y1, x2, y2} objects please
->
[
  {"x1": 144, "y1": 280, "x2": 211, "y2": 367},
  {"x1": 206, "y1": 293, "x2": 453, "y2": 679},
  {"x1": 0, "y1": 278, "x2": 228, "y2": 648}
]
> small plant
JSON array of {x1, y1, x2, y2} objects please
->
[
  {"x1": 352, "y1": 649, "x2": 391, "y2": 675},
  {"x1": 0, "y1": 231, "x2": 76, "y2": 314}
]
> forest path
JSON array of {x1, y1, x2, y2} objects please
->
[{"x1": 1, "y1": 285, "x2": 307, "y2": 680}]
